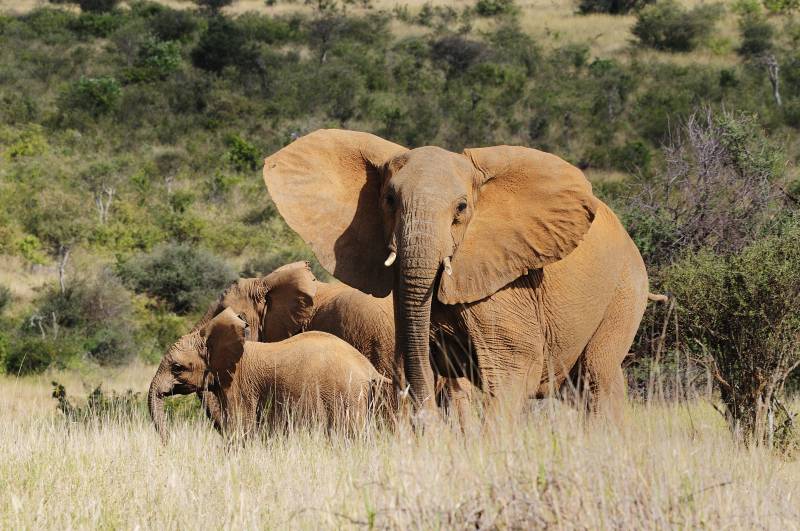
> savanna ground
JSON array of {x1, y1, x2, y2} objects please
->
[{"x1": 2, "y1": 366, "x2": 799, "y2": 528}]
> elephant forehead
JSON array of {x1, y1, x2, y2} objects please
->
[
  {"x1": 168, "y1": 332, "x2": 203, "y2": 360},
  {"x1": 390, "y1": 148, "x2": 474, "y2": 196}
]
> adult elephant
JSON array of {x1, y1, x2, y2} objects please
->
[{"x1": 263, "y1": 130, "x2": 651, "y2": 422}]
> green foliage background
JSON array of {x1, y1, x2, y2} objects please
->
[{"x1": 0, "y1": 0, "x2": 798, "y2": 384}]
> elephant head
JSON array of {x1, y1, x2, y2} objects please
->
[
  {"x1": 148, "y1": 309, "x2": 249, "y2": 442},
  {"x1": 263, "y1": 129, "x2": 598, "y2": 411},
  {"x1": 195, "y1": 261, "x2": 318, "y2": 341}
]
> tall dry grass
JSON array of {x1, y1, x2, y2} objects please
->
[{"x1": 1, "y1": 366, "x2": 798, "y2": 528}]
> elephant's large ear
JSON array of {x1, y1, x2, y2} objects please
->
[
  {"x1": 202, "y1": 308, "x2": 248, "y2": 373},
  {"x1": 438, "y1": 146, "x2": 598, "y2": 305},
  {"x1": 263, "y1": 130, "x2": 407, "y2": 297},
  {"x1": 261, "y1": 261, "x2": 318, "y2": 341}
]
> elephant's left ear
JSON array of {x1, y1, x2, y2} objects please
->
[
  {"x1": 203, "y1": 308, "x2": 248, "y2": 373},
  {"x1": 262, "y1": 261, "x2": 318, "y2": 341},
  {"x1": 438, "y1": 146, "x2": 598, "y2": 305}
]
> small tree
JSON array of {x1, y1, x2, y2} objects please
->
[
  {"x1": 79, "y1": 161, "x2": 124, "y2": 224},
  {"x1": 664, "y1": 222, "x2": 800, "y2": 447},
  {"x1": 22, "y1": 191, "x2": 92, "y2": 293}
]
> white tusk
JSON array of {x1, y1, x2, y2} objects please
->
[
  {"x1": 443, "y1": 256, "x2": 452, "y2": 276},
  {"x1": 384, "y1": 251, "x2": 397, "y2": 267}
]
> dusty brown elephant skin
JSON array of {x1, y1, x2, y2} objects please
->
[
  {"x1": 197, "y1": 261, "x2": 398, "y2": 383},
  {"x1": 263, "y1": 129, "x2": 651, "y2": 423},
  {"x1": 148, "y1": 309, "x2": 389, "y2": 442},
  {"x1": 192, "y1": 261, "x2": 471, "y2": 420}
]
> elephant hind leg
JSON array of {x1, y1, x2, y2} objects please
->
[{"x1": 579, "y1": 270, "x2": 648, "y2": 424}]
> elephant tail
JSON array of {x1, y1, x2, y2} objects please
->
[{"x1": 648, "y1": 293, "x2": 669, "y2": 303}]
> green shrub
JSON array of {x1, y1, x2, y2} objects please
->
[
  {"x1": 150, "y1": 8, "x2": 198, "y2": 41},
  {"x1": 225, "y1": 134, "x2": 260, "y2": 172},
  {"x1": 78, "y1": 0, "x2": 120, "y2": 12},
  {"x1": 633, "y1": 0, "x2": 722, "y2": 52},
  {"x1": 195, "y1": 0, "x2": 234, "y2": 12},
  {"x1": 235, "y1": 12, "x2": 303, "y2": 44},
  {"x1": 737, "y1": 13, "x2": 774, "y2": 57},
  {"x1": 29, "y1": 270, "x2": 140, "y2": 366},
  {"x1": 59, "y1": 76, "x2": 122, "y2": 117},
  {"x1": 763, "y1": 0, "x2": 799, "y2": 13},
  {"x1": 4, "y1": 335, "x2": 84, "y2": 375},
  {"x1": 577, "y1": 0, "x2": 654, "y2": 14},
  {"x1": 474, "y1": 0, "x2": 517, "y2": 17},
  {"x1": 117, "y1": 242, "x2": 235, "y2": 314},
  {"x1": 69, "y1": 11, "x2": 125, "y2": 37},
  {"x1": 126, "y1": 37, "x2": 182, "y2": 82},
  {"x1": 663, "y1": 220, "x2": 800, "y2": 447},
  {"x1": 0, "y1": 285, "x2": 11, "y2": 315},
  {"x1": 191, "y1": 15, "x2": 250, "y2": 73},
  {"x1": 21, "y1": 7, "x2": 78, "y2": 44}
]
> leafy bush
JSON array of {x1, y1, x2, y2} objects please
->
[
  {"x1": 225, "y1": 134, "x2": 260, "y2": 172},
  {"x1": 474, "y1": 0, "x2": 517, "y2": 17},
  {"x1": 150, "y1": 8, "x2": 198, "y2": 41},
  {"x1": 59, "y1": 76, "x2": 122, "y2": 116},
  {"x1": 0, "y1": 285, "x2": 11, "y2": 314},
  {"x1": 663, "y1": 220, "x2": 800, "y2": 447},
  {"x1": 77, "y1": 0, "x2": 120, "y2": 12},
  {"x1": 577, "y1": 0, "x2": 654, "y2": 14},
  {"x1": 126, "y1": 37, "x2": 182, "y2": 82},
  {"x1": 737, "y1": 12, "x2": 774, "y2": 57},
  {"x1": 763, "y1": 0, "x2": 799, "y2": 13},
  {"x1": 195, "y1": 0, "x2": 234, "y2": 12},
  {"x1": 191, "y1": 15, "x2": 250, "y2": 73},
  {"x1": 633, "y1": 0, "x2": 722, "y2": 52},
  {"x1": 19, "y1": 270, "x2": 141, "y2": 366},
  {"x1": 69, "y1": 11, "x2": 125, "y2": 37},
  {"x1": 4, "y1": 335, "x2": 84, "y2": 375},
  {"x1": 117, "y1": 242, "x2": 236, "y2": 314}
]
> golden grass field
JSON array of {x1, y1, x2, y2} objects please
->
[{"x1": 1, "y1": 365, "x2": 799, "y2": 528}]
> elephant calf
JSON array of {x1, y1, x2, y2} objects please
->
[{"x1": 148, "y1": 308, "x2": 390, "y2": 442}]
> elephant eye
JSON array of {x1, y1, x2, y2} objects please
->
[
  {"x1": 385, "y1": 193, "x2": 395, "y2": 209},
  {"x1": 456, "y1": 201, "x2": 467, "y2": 214}
]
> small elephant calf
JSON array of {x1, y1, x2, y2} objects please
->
[{"x1": 148, "y1": 308, "x2": 390, "y2": 441}]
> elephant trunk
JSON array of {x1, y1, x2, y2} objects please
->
[
  {"x1": 395, "y1": 226, "x2": 441, "y2": 412},
  {"x1": 148, "y1": 357, "x2": 174, "y2": 444}
]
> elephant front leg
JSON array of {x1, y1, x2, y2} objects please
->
[{"x1": 198, "y1": 390, "x2": 224, "y2": 434}]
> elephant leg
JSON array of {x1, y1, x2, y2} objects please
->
[
  {"x1": 580, "y1": 272, "x2": 648, "y2": 425},
  {"x1": 198, "y1": 391, "x2": 224, "y2": 435},
  {"x1": 454, "y1": 280, "x2": 546, "y2": 425}
]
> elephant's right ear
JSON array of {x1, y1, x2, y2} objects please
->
[
  {"x1": 261, "y1": 261, "x2": 318, "y2": 341},
  {"x1": 202, "y1": 308, "x2": 248, "y2": 374},
  {"x1": 263, "y1": 130, "x2": 407, "y2": 297}
]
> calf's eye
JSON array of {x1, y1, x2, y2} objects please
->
[{"x1": 456, "y1": 201, "x2": 467, "y2": 213}]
